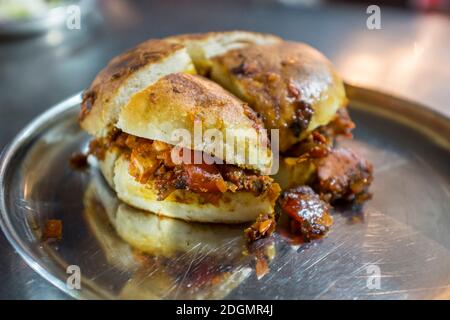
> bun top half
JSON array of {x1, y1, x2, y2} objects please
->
[
  {"x1": 79, "y1": 39, "x2": 195, "y2": 137},
  {"x1": 79, "y1": 31, "x2": 279, "y2": 138},
  {"x1": 210, "y1": 41, "x2": 347, "y2": 152}
]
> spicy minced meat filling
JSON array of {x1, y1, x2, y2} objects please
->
[{"x1": 89, "y1": 131, "x2": 275, "y2": 200}]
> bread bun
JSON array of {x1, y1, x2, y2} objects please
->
[
  {"x1": 275, "y1": 156, "x2": 316, "y2": 190},
  {"x1": 80, "y1": 31, "x2": 351, "y2": 224},
  {"x1": 80, "y1": 39, "x2": 195, "y2": 137},
  {"x1": 210, "y1": 41, "x2": 347, "y2": 152},
  {"x1": 79, "y1": 31, "x2": 280, "y2": 138}
]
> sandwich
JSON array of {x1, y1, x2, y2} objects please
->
[{"x1": 80, "y1": 30, "x2": 373, "y2": 241}]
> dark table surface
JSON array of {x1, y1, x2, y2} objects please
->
[{"x1": 0, "y1": 0, "x2": 449, "y2": 299}]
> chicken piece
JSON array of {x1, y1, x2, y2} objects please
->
[
  {"x1": 42, "y1": 219, "x2": 63, "y2": 241},
  {"x1": 244, "y1": 213, "x2": 277, "y2": 243},
  {"x1": 278, "y1": 186, "x2": 332, "y2": 240},
  {"x1": 313, "y1": 148, "x2": 373, "y2": 203}
]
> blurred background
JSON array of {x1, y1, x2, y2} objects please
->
[{"x1": 0, "y1": 0, "x2": 449, "y2": 299}]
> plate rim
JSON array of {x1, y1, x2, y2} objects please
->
[
  {"x1": 0, "y1": 86, "x2": 449, "y2": 300},
  {"x1": 0, "y1": 92, "x2": 86, "y2": 299}
]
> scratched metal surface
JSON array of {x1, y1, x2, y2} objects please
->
[{"x1": 0, "y1": 86, "x2": 449, "y2": 300}]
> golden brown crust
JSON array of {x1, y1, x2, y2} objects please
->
[
  {"x1": 151, "y1": 72, "x2": 246, "y2": 112},
  {"x1": 146, "y1": 73, "x2": 263, "y2": 132},
  {"x1": 79, "y1": 39, "x2": 193, "y2": 136},
  {"x1": 211, "y1": 41, "x2": 346, "y2": 151},
  {"x1": 80, "y1": 40, "x2": 183, "y2": 119}
]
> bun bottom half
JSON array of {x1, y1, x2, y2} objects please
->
[{"x1": 96, "y1": 148, "x2": 278, "y2": 224}]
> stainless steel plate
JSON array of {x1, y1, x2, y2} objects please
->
[{"x1": 1, "y1": 85, "x2": 449, "y2": 300}]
